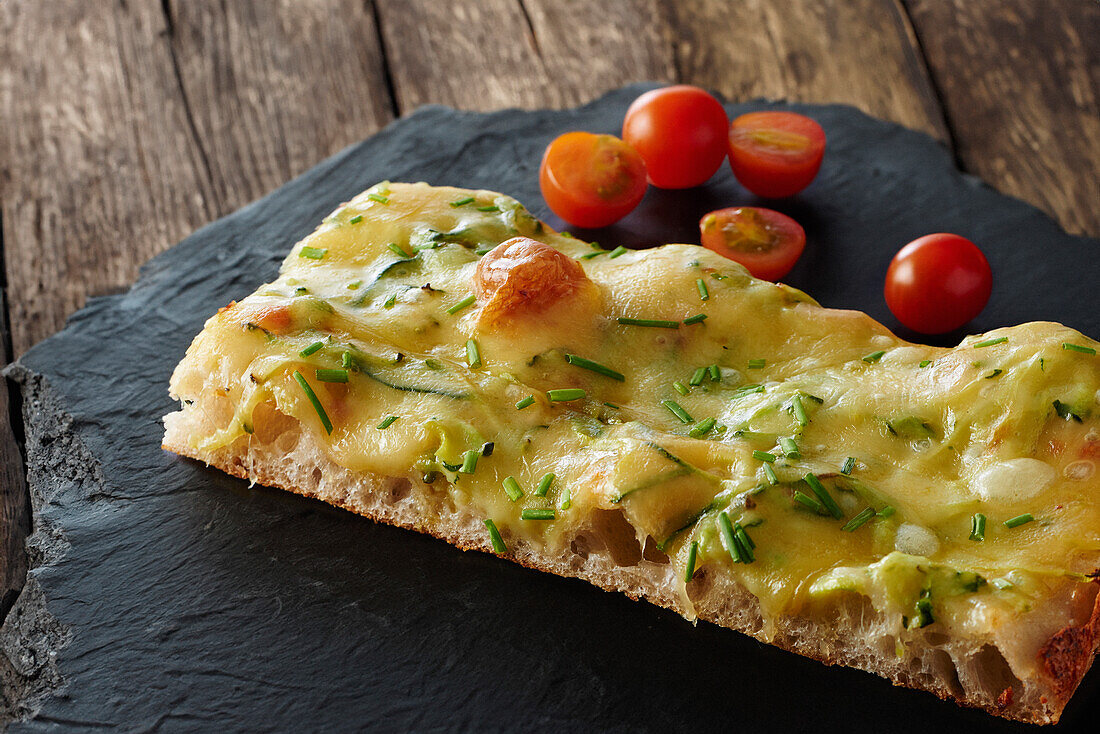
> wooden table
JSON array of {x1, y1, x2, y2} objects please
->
[{"x1": 0, "y1": 0, "x2": 1097, "y2": 643}]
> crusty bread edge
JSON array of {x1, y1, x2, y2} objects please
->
[{"x1": 162, "y1": 410, "x2": 1099, "y2": 726}]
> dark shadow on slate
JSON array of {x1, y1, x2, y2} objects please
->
[{"x1": 4, "y1": 83, "x2": 1098, "y2": 732}]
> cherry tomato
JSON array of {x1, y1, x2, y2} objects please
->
[
  {"x1": 622, "y1": 85, "x2": 729, "y2": 189},
  {"x1": 884, "y1": 233, "x2": 992, "y2": 334},
  {"x1": 727, "y1": 111, "x2": 826, "y2": 198},
  {"x1": 699, "y1": 207, "x2": 806, "y2": 281},
  {"x1": 539, "y1": 132, "x2": 648, "y2": 228}
]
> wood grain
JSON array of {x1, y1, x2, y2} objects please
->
[
  {"x1": 0, "y1": 295, "x2": 28, "y2": 624},
  {"x1": 163, "y1": 0, "x2": 394, "y2": 214},
  {"x1": 665, "y1": 0, "x2": 949, "y2": 141},
  {"x1": 0, "y1": 0, "x2": 216, "y2": 358},
  {"x1": 906, "y1": 0, "x2": 1100, "y2": 237}
]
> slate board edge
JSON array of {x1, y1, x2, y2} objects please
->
[{"x1": 1, "y1": 83, "x2": 1097, "y2": 726}]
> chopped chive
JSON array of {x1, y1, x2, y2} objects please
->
[
  {"x1": 974, "y1": 336, "x2": 1008, "y2": 348},
  {"x1": 662, "y1": 399, "x2": 694, "y2": 424},
  {"x1": 476, "y1": 205, "x2": 500, "y2": 212},
  {"x1": 683, "y1": 313, "x2": 708, "y2": 325},
  {"x1": 779, "y1": 436, "x2": 801, "y2": 459},
  {"x1": 546, "y1": 388, "x2": 586, "y2": 402},
  {"x1": 347, "y1": 280, "x2": 362, "y2": 290},
  {"x1": 919, "y1": 359, "x2": 932, "y2": 368},
  {"x1": 685, "y1": 541, "x2": 699, "y2": 582},
  {"x1": 841, "y1": 507, "x2": 876, "y2": 532},
  {"x1": 841, "y1": 457, "x2": 856, "y2": 475},
  {"x1": 689, "y1": 417, "x2": 716, "y2": 438},
  {"x1": 315, "y1": 368, "x2": 348, "y2": 383},
  {"x1": 565, "y1": 353, "x2": 625, "y2": 381},
  {"x1": 877, "y1": 505, "x2": 896, "y2": 518},
  {"x1": 376, "y1": 415, "x2": 399, "y2": 430},
  {"x1": 734, "y1": 524, "x2": 755, "y2": 562},
  {"x1": 985, "y1": 369, "x2": 1002, "y2": 379},
  {"x1": 862, "y1": 350, "x2": 886, "y2": 363},
  {"x1": 608, "y1": 246, "x2": 628, "y2": 259},
  {"x1": 387, "y1": 242, "x2": 409, "y2": 257},
  {"x1": 484, "y1": 519, "x2": 507, "y2": 553},
  {"x1": 460, "y1": 449, "x2": 480, "y2": 474},
  {"x1": 717, "y1": 512, "x2": 741, "y2": 562},
  {"x1": 791, "y1": 394, "x2": 808, "y2": 426},
  {"x1": 804, "y1": 473, "x2": 844, "y2": 519},
  {"x1": 299, "y1": 246, "x2": 327, "y2": 260},
  {"x1": 1004, "y1": 513, "x2": 1034, "y2": 529},
  {"x1": 708, "y1": 364, "x2": 721, "y2": 382},
  {"x1": 521, "y1": 508, "x2": 555, "y2": 521},
  {"x1": 969, "y1": 512, "x2": 986, "y2": 541},
  {"x1": 292, "y1": 370, "x2": 332, "y2": 434},
  {"x1": 1062, "y1": 343, "x2": 1096, "y2": 355},
  {"x1": 579, "y1": 251, "x2": 605, "y2": 260},
  {"x1": 450, "y1": 196, "x2": 475, "y2": 207},
  {"x1": 535, "y1": 473, "x2": 554, "y2": 497},
  {"x1": 299, "y1": 341, "x2": 324, "y2": 357},
  {"x1": 447, "y1": 294, "x2": 476, "y2": 314},
  {"x1": 732, "y1": 384, "x2": 765, "y2": 399},
  {"x1": 515, "y1": 395, "x2": 535, "y2": 410},
  {"x1": 502, "y1": 476, "x2": 524, "y2": 501},
  {"x1": 763, "y1": 463, "x2": 778, "y2": 485},
  {"x1": 603, "y1": 401, "x2": 621, "y2": 409},
  {"x1": 349, "y1": 214, "x2": 364, "y2": 224},
  {"x1": 673, "y1": 381, "x2": 689, "y2": 395},
  {"x1": 466, "y1": 338, "x2": 482, "y2": 368},
  {"x1": 383, "y1": 294, "x2": 397, "y2": 309},
  {"x1": 753, "y1": 450, "x2": 777, "y2": 463},
  {"x1": 559, "y1": 484, "x2": 572, "y2": 510},
  {"x1": 747, "y1": 358, "x2": 766, "y2": 369},
  {"x1": 793, "y1": 490, "x2": 825, "y2": 514},
  {"x1": 368, "y1": 193, "x2": 390, "y2": 204},
  {"x1": 696, "y1": 278, "x2": 710, "y2": 301},
  {"x1": 617, "y1": 317, "x2": 680, "y2": 329},
  {"x1": 341, "y1": 352, "x2": 354, "y2": 369},
  {"x1": 689, "y1": 367, "x2": 707, "y2": 386}
]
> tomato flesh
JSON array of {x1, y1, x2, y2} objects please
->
[
  {"x1": 699, "y1": 207, "x2": 806, "y2": 281},
  {"x1": 884, "y1": 233, "x2": 992, "y2": 334},
  {"x1": 539, "y1": 132, "x2": 648, "y2": 228},
  {"x1": 622, "y1": 85, "x2": 729, "y2": 189},
  {"x1": 728, "y1": 111, "x2": 826, "y2": 198}
]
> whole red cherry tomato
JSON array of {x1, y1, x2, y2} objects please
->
[
  {"x1": 539, "y1": 132, "x2": 648, "y2": 228},
  {"x1": 699, "y1": 207, "x2": 806, "y2": 281},
  {"x1": 885, "y1": 233, "x2": 993, "y2": 334},
  {"x1": 623, "y1": 85, "x2": 730, "y2": 189},
  {"x1": 727, "y1": 111, "x2": 826, "y2": 198}
]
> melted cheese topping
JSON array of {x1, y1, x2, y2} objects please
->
[{"x1": 169, "y1": 183, "x2": 1100, "y2": 668}]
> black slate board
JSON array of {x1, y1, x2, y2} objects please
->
[{"x1": 4, "y1": 84, "x2": 1098, "y2": 732}]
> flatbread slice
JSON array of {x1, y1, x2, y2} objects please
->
[{"x1": 164, "y1": 182, "x2": 1099, "y2": 724}]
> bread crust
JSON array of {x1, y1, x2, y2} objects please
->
[{"x1": 163, "y1": 408, "x2": 1098, "y2": 725}]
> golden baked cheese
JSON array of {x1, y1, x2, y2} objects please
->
[{"x1": 165, "y1": 182, "x2": 1099, "y2": 722}]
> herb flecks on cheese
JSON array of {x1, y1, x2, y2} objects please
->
[{"x1": 170, "y1": 182, "x2": 1100, "y2": 653}]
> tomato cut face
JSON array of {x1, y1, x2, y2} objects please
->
[
  {"x1": 539, "y1": 132, "x2": 648, "y2": 228},
  {"x1": 699, "y1": 207, "x2": 806, "y2": 281},
  {"x1": 622, "y1": 85, "x2": 730, "y2": 189},
  {"x1": 885, "y1": 233, "x2": 993, "y2": 334},
  {"x1": 728, "y1": 111, "x2": 826, "y2": 198}
]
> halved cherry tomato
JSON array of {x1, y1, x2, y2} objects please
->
[
  {"x1": 885, "y1": 233, "x2": 992, "y2": 334},
  {"x1": 622, "y1": 85, "x2": 729, "y2": 189},
  {"x1": 539, "y1": 132, "x2": 648, "y2": 228},
  {"x1": 699, "y1": 207, "x2": 806, "y2": 281},
  {"x1": 728, "y1": 111, "x2": 826, "y2": 198}
]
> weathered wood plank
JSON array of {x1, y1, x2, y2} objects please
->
[
  {"x1": 164, "y1": 0, "x2": 394, "y2": 214},
  {"x1": 905, "y1": 0, "x2": 1100, "y2": 237},
  {"x1": 0, "y1": 0, "x2": 216, "y2": 357},
  {"x1": 376, "y1": 0, "x2": 559, "y2": 111},
  {"x1": 666, "y1": 0, "x2": 949, "y2": 142},
  {"x1": 0, "y1": 290, "x2": 29, "y2": 624}
]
